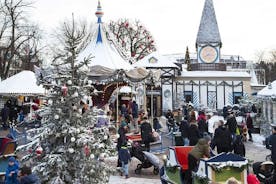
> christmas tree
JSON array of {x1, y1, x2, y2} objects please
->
[
  {"x1": 18, "y1": 16, "x2": 115, "y2": 184},
  {"x1": 184, "y1": 46, "x2": 192, "y2": 71}
]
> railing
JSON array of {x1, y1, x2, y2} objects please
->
[{"x1": 190, "y1": 63, "x2": 226, "y2": 71}]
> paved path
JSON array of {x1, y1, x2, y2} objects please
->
[{"x1": 109, "y1": 176, "x2": 160, "y2": 184}]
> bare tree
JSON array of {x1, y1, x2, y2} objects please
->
[
  {"x1": 50, "y1": 14, "x2": 92, "y2": 80},
  {"x1": 108, "y1": 19, "x2": 156, "y2": 63},
  {"x1": 0, "y1": 0, "x2": 41, "y2": 80}
]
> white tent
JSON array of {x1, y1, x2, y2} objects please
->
[
  {"x1": 257, "y1": 81, "x2": 276, "y2": 97},
  {"x1": 0, "y1": 70, "x2": 45, "y2": 96}
]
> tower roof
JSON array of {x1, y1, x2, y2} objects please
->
[{"x1": 196, "y1": 0, "x2": 221, "y2": 46}]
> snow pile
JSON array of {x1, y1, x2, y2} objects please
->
[{"x1": 252, "y1": 133, "x2": 266, "y2": 147}]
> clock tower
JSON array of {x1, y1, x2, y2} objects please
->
[{"x1": 196, "y1": 0, "x2": 221, "y2": 64}]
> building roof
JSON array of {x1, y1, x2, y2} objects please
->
[
  {"x1": 133, "y1": 51, "x2": 178, "y2": 68},
  {"x1": 258, "y1": 81, "x2": 276, "y2": 97},
  {"x1": 0, "y1": 71, "x2": 45, "y2": 96},
  {"x1": 77, "y1": 1, "x2": 133, "y2": 71},
  {"x1": 196, "y1": 0, "x2": 221, "y2": 45},
  {"x1": 180, "y1": 71, "x2": 250, "y2": 78}
]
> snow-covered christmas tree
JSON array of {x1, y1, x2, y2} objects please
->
[{"x1": 18, "y1": 15, "x2": 115, "y2": 184}]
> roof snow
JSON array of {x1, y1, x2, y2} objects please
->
[
  {"x1": 0, "y1": 71, "x2": 45, "y2": 95},
  {"x1": 180, "y1": 71, "x2": 250, "y2": 78},
  {"x1": 133, "y1": 52, "x2": 178, "y2": 68},
  {"x1": 258, "y1": 81, "x2": 276, "y2": 97}
]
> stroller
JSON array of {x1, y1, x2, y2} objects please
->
[
  {"x1": 129, "y1": 142, "x2": 160, "y2": 175},
  {"x1": 253, "y1": 161, "x2": 274, "y2": 184}
]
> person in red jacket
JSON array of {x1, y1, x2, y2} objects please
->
[{"x1": 247, "y1": 173, "x2": 260, "y2": 184}]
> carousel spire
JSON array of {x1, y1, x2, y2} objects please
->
[
  {"x1": 95, "y1": 0, "x2": 104, "y2": 23},
  {"x1": 95, "y1": 0, "x2": 104, "y2": 43}
]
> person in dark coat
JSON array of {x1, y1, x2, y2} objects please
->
[
  {"x1": 246, "y1": 113, "x2": 254, "y2": 141},
  {"x1": 132, "y1": 101, "x2": 139, "y2": 130},
  {"x1": 197, "y1": 112, "x2": 208, "y2": 137},
  {"x1": 120, "y1": 104, "x2": 128, "y2": 118},
  {"x1": 223, "y1": 106, "x2": 228, "y2": 119},
  {"x1": 19, "y1": 166, "x2": 40, "y2": 184},
  {"x1": 213, "y1": 120, "x2": 232, "y2": 154},
  {"x1": 188, "y1": 119, "x2": 201, "y2": 146},
  {"x1": 179, "y1": 118, "x2": 190, "y2": 146},
  {"x1": 116, "y1": 122, "x2": 128, "y2": 167},
  {"x1": 140, "y1": 116, "x2": 153, "y2": 151},
  {"x1": 165, "y1": 109, "x2": 174, "y2": 132},
  {"x1": 225, "y1": 112, "x2": 238, "y2": 140},
  {"x1": 1, "y1": 104, "x2": 9, "y2": 129},
  {"x1": 251, "y1": 104, "x2": 257, "y2": 113},
  {"x1": 153, "y1": 117, "x2": 162, "y2": 132},
  {"x1": 233, "y1": 135, "x2": 245, "y2": 157},
  {"x1": 118, "y1": 142, "x2": 131, "y2": 179}
]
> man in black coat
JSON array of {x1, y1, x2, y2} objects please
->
[
  {"x1": 225, "y1": 112, "x2": 238, "y2": 140},
  {"x1": 179, "y1": 118, "x2": 190, "y2": 146},
  {"x1": 188, "y1": 120, "x2": 201, "y2": 146},
  {"x1": 140, "y1": 116, "x2": 153, "y2": 151},
  {"x1": 1, "y1": 104, "x2": 9, "y2": 129},
  {"x1": 213, "y1": 120, "x2": 232, "y2": 154}
]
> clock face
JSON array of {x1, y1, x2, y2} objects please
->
[{"x1": 199, "y1": 46, "x2": 218, "y2": 63}]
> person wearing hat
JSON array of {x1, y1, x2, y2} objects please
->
[
  {"x1": 185, "y1": 136, "x2": 211, "y2": 184},
  {"x1": 5, "y1": 156, "x2": 19, "y2": 184},
  {"x1": 116, "y1": 120, "x2": 128, "y2": 168},
  {"x1": 118, "y1": 142, "x2": 131, "y2": 179}
]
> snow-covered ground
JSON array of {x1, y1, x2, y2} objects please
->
[
  {"x1": 252, "y1": 133, "x2": 266, "y2": 147},
  {"x1": 109, "y1": 176, "x2": 160, "y2": 184}
]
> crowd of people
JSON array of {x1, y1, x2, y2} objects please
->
[
  {"x1": 163, "y1": 103, "x2": 262, "y2": 184},
  {"x1": 1, "y1": 98, "x2": 40, "y2": 130}
]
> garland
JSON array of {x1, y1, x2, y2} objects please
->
[{"x1": 209, "y1": 163, "x2": 248, "y2": 173}]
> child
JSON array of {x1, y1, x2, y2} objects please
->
[
  {"x1": 5, "y1": 156, "x2": 19, "y2": 184},
  {"x1": 153, "y1": 117, "x2": 162, "y2": 132},
  {"x1": 233, "y1": 135, "x2": 246, "y2": 157},
  {"x1": 242, "y1": 124, "x2": 248, "y2": 142},
  {"x1": 118, "y1": 142, "x2": 131, "y2": 179}
]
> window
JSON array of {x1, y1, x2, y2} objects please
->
[
  {"x1": 184, "y1": 91, "x2": 193, "y2": 103},
  {"x1": 233, "y1": 92, "x2": 243, "y2": 105}
]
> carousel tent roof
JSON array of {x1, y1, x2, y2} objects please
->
[
  {"x1": 0, "y1": 70, "x2": 45, "y2": 96},
  {"x1": 257, "y1": 81, "x2": 276, "y2": 97},
  {"x1": 77, "y1": 1, "x2": 133, "y2": 74},
  {"x1": 133, "y1": 51, "x2": 178, "y2": 68}
]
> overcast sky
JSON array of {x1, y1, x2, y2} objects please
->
[{"x1": 31, "y1": 0, "x2": 276, "y2": 61}]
